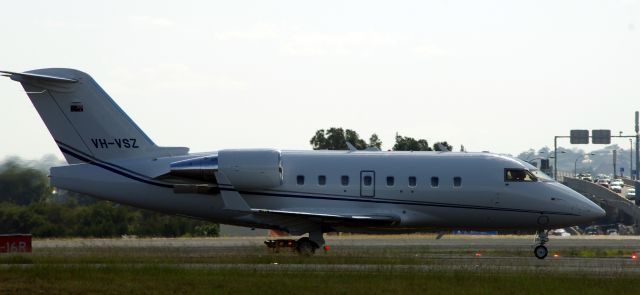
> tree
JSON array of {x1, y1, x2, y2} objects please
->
[
  {"x1": 433, "y1": 141, "x2": 453, "y2": 151},
  {"x1": 309, "y1": 129, "x2": 329, "y2": 150},
  {"x1": 345, "y1": 129, "x2": 367, "y2": 150},
  {"x1": 0, "y1": 160, "x2": 50, "y2": 205},
  {"x1": 0, "y1": 157, "x2": 222, "y2": 238},
  {"x1": 392, "y1": 134, "x2": 432, "y2": 151},
  {"x1": 324, "y1": 128, "x2": 348, "y2": 150},
  {"x1": 368, "y1": 134, "x2": 382, "y2": 149},
  {"x1": 310, "y1": 127, "x2": 371, "y2": 150}
]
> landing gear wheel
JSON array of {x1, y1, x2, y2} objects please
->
[
  {"x1": 296, "y1": 237, "x2": 317, "y2": 256},
  {"x1": 534, "y1": 245, "x2": 548, "y2": 259}
]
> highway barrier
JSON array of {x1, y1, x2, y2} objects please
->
[{"x1": 564, "y1": 177, "x2": 640, "y2": 232}]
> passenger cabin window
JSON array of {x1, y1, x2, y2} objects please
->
[
  {"x1": 363, "y1": 175, "x2": 372, "y2": 186},
  {"x1": 408, "y1": 176, "x2": 417, "y2": 187},
  {"x1": 431, "y1": 177, "x2": 439, "y2": 188},
  {"x1": 341, "y1": 175, "x2": 349, "y2": 186},
  {"x1": 297, "y1": 175, "x2": 305, "y2": 185},
  {"x1": 318, "y1": 175, "x2": 326, "y2": 186},
  {"x1": 386, "y1": 176, "x2": 395, "y2": 186},
  {"x1": 453, "y1": 177, "x2": 462, "y2": 187},
  {"x1": 504, "y1": 169, "x2": 538, "y2": 182}
]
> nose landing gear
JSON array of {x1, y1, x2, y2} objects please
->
[{"x1": 533, "y1": 229, "x2": 549, "y2": 259}]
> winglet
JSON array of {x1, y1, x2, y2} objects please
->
[{"x1": 0, "y1": 70, "x2": 78, "y2": 83}]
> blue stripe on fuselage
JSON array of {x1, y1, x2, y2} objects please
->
[{"x1": 57, "y1": 142, "x2": 577, "y2": 216}]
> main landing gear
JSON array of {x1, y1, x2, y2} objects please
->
[
  {"x1": 264, "y1": 230, "x2": 325, "y2": 256},
  {"x1": 295, "y1": 237, "x2": 319, "y2": 256},
  {"x1": 533, "y1": 229, "x2": 549, "y2": 259}
]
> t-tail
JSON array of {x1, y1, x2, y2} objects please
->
[{"x1": 1, "y1": 68, "x2": 188, "y2": 164}]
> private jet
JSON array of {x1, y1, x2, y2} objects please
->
[{"x1": 1, "y1": 68, "x2": 605, "y2": 259}]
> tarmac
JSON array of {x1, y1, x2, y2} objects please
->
[
  {"x1": 25, "y1": 235, "x2": 640, "y2": 274},
  {"x1": 33, "y1": 234, "x2": 640, "y2": 249}
]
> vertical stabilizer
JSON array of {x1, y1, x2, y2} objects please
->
[{"x1": 2, "y1": 69, "x2": 188, "y2": 164}]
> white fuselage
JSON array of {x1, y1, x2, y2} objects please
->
[{"x1": 50, "y1": 149, "x2": 604, "y2": 235}]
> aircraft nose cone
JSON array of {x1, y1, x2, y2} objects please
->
[
  {"x1": 586, "y1": 203, "x2": 606, "y2": 220},
  {"x1": 576, "y1": 199, "x2": 606, "y2": 222}
]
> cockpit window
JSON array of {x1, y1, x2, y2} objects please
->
[
  {"x1": 504, "y1": 169, "x2": 538, "y2": 182},
  {"x1": 530, "y1": 169, "x2": 553, "y2": 182}
]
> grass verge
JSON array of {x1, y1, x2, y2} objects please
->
[{"x1": 1, "y1": 265, "x2": 639, "y2": 295}]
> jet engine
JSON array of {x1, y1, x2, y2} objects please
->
[{"x1": 167, "y1": 149, "x2": 283, "y2": 190}]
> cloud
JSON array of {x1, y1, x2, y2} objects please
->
[
  {"x1": 213, "y1": 23, "x2": 280, "y2": 41},
  {"x1": 282, "y1": 31, "x2": 400, "y2": 57},
  {"x1": 128, "y1": 15, "x2": 175, "y2": 29},
  {"x1": 211, "y1": 23, "x2": 448, "y2": 58},
  {"x1": 411, "y1": 44, "x2": 450, "y2": 57},
  {"x1": 107, "y1": 63, "x2": 247, "y2": 97}
]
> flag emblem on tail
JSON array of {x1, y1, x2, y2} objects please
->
[{"x1": 70, "y1": 102, "x2": 84, "y2": 112}]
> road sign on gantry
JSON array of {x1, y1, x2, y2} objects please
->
[
  {"x1": 570, "y1": 130, "x2": 589, "y2": 144},
  {"x1": 592, "y1": 129, "x2": 611, "y2": 144}
]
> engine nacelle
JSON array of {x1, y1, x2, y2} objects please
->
[
  {"x1": 170, "y1": 156, "x2": 218, "y2": 183},
  {"x1": 218, "y1": 149, "x2": 283, "y2": 189}
]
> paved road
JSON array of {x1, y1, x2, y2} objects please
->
[
  {"x1": 621, "y1": 185, "x2": 635, "y2": 202},
  {"x1": 6, "y1": 236, "x2": 633, "y2": 274},
  {"x1": 4, "y1": 258, "x2": 639, "y2": 274},
  {"x1": 32, "y1": 235, "x2": 640, "y2": 249},
  {"x1": 26, "y1": 236, "x2": 640, "y2": 273}
]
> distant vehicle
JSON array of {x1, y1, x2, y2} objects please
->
[
  {"x1": 585, "y1": 226, "x2": 599, "y2": 235},
  {"x1": 551, "y1": 228, "x2": 571, "y2": 237},
  {"x1": 610, "y1": 179, "x2": 624, "y2": 187},
  {"x1": 596, "y1": 179, "x2": 610, "y2": 188},
  {"x1": 609, "y1": 179, "x2": 624, "y2": 193},
  {"x1": 577, "y1": 173, "x2": 593, "y2": 182},
  {"x1": 595, "y1": 174, "x2": 611, "y2": 184},
  {"x1": 610, "y1": 184, "x2": 623, "y2": 193},
  {"x1": 626, "y1": 188, "x2": 636, "y2": 200},
  {"x1": 606, "y1": 228, "x2": 619, "y2": 236}
]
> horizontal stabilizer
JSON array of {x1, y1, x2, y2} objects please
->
[{"x1": 1, "y1": 70, "x2": 78, "y2": 83}]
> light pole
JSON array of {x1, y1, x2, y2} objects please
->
[
  {"x1": 574, "y1": 153, "x2": 595, "y2": 177},
  {"x1": 635, "y1": 111, "x2": 640, "y2": 180},
  {"x1": 632, "y1": 138, "x2": 635, "y2": 179},
  {"x1": 552, "y1": 148, "x2": 566, "y2": 180}
]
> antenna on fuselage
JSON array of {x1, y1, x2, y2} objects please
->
[
  {"x1": 435, "y1": 143, "x2": 450, "y2": 152},
  {"x1": 346, "y1": 142, "x2": 357, "y2": 152},
  {"x1": 347, "y1": 141, "x2": 381, "y2": 151}
]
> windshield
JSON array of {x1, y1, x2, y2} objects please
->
[
  {"x1": 512, "y1": 158, "x2": 554, "y2": 182},
  {"x1": 505, "y1": 168, "x2": 538, "y2": 182},
  {"x1": 529, "y1": 169, "x2": 553, "y2": 182}
]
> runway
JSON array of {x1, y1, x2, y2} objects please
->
[
  {"x1": 33, "y1": 234, "x2": 640, "y2": 251},
  {"x1": 23, "y1": 235, "x2": 640, "y2": 274}
]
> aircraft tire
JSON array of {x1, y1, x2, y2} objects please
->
[
  {"x1": 534, "y1": 245, "x2": 548, "y2": 259},
  {"x1": 296, "y1": 237, "x2": 317, "y2": 256}
]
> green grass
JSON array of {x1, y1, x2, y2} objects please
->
[
  {"x1": 1, "y1": 265, "x2": 639, "y2": 295},
  {"x1": 0, "y1": 246, "x2": 635, "y2": 266},
  {"x1": 2, "y1": 241, "x2": 639, "y2": 294}
]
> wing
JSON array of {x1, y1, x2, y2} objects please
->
[{"x1": 251, "y1": 208, "x2": 400, "y2": 227}]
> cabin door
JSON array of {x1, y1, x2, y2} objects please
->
[{"x1": 360, "y1": 171, "x2": 375, "y2": 197}]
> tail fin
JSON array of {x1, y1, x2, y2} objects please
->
[{"x1": 2, "y1": 68, "x2": 188, "y2": 164}]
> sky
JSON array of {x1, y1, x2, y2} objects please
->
[{"x1": 1, "y1": 0, "x2": 639, "y2": 160}]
